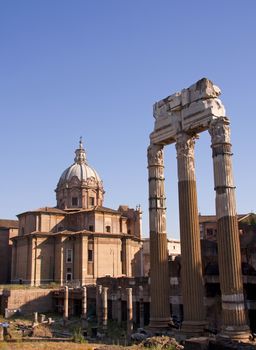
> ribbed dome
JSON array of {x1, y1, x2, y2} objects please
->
[
  {"x1": 58, "y1": 139, "x2": 101, "y2": 186},
  {"x1": 59, "y1": 162, "x2": 101, "y2": 184}
]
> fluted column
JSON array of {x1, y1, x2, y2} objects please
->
[
  {"x1": 147, "y1": 144, "x2": 170, "y2": 328},
  {"x1": 176, "y1": 133, "x2": 206, "y2": 335},
  {"x1": 209, "y1": 117, "x2": 250, "y2": 340}
]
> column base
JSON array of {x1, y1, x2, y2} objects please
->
[
  {"x1": 219, "y1": 325, "x2": 251, "y2": 342},
  {"x1": 179, "y1": 320, "x2": 208, "y2": 338}
]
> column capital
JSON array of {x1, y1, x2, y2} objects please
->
[
  {"x1": 209, "y1": 116, "x2": 231, "y2": 145},
  {"x1": 175, "y1": 133, "x2": 197, "y2": 159},
  {"x1": 147, "y1": 144, "x2": 164, "y2": 167}
]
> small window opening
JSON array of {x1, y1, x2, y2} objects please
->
[
  {"x1": 89, "y1": 197, "x2": 95, "y2": 206},
  {"x1": 88, "y1": 249, "x2": 93, "y2": 262},
  {"x1": 66, "y1": 268, "x2": 72, "y2": 281},
  {"x1": 72, "y1": 197, "x2": 78, "y2": 206},
  {"x1": 66, "y1": 249, "x2": 73, "y2": 263}
]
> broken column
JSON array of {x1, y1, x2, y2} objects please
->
[
  {"x1": 63, "y1": 286, "x2": 69, "y2": 325},
  {"x1": 147, "y1": 144, "x2": 170, "y2": 329},
  {"x1": 102, "y1": 287, "x2": 108, "y2": 330},
  {"x1": 209, "y1": 117, "x2": 250, "y2": 340},
  {"x1": 33, "y1": 312, "x2": 38, "y2": 324},
  {"x1": 175, "y1": 133, "x2": 206, "y2": 335},
  {"x1": 127, "y1": 287, "x2": 133, "y2": 337}
]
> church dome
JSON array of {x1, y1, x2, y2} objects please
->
[
  {"x1": 59, "y1": 153, "x2": 101, "y2": 185},
  {"x1": 58, "y1": 139, "x2": 102, "y2": 186},
  {"x1": 56, "y1": 138, "x2": 104, "y2": 209}
]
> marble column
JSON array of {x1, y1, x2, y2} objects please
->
[
  {"x1": 102, "y1": 287, "x2": 108, "y2": 330},
  {"x1": 139, "y1": 286, "x2": 144, "y2": 329},
  {"x1": 63, "y1": 286, "x2": 69, "y2": 324},
  {"x1": 96, "y1": 285, "x2": 102, "y2": 327},
  {"x1": 148, "y1": 144, "x2": 170, "y2": 329},
  {"x1": 175, "y1": 133, "x2": 206, "y2": 335},
  {"x1": 117, "y1": 287, "x2": 122, "y2": 324},
  {"x1": 127, "y1": 288, "x2": 133, "y2": 337},
  {"x1": 82, "y1": 286, "x2": 87, "y2": 318},
  {"x1": 209, "y1": 117, "x2": 250, "y2": 340}
]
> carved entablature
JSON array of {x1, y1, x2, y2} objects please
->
[
  {"x1": 151, "y1": 78, "x2": 226, "y2": 145},
  {"x1": 147, "y1": 144, "x2": 164, "y2": 167},
  {"x1": 209, "y1": 117, "x2": 231, "y2": 145}
]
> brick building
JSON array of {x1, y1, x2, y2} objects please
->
[
  {"x1": 11, "y1": 140, "x2": 142, "y2": 286},
  {"x1": 0, "y1": 220, "x2": 19, "y2": 284}
]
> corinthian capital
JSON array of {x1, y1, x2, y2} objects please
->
[
  {"x1": 175, "y1": 133, "x2": 196, "y2": 159},
  {"x1": 209, "y1": 117, "x2": 231, "y2": 145},
  {"x1": 147, "y1": 144, "x2": 164, "y2": 166}
]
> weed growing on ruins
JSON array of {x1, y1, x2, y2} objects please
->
[{"x1": 72, "y1": 327, "x2": 87, "y2": 343}]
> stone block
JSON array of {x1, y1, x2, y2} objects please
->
[{"x1": 184, "y1": 337, "x2": 209, "y2": 350}]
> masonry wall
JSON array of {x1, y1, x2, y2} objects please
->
[
  {"x1": 0, "y1": 229, "x2": 11, "y2": 283},
  {"x1": 15, "y1": 238, "x2": 29, "y2": 282},
  {"x1": 1, "y1": 288, "x2": 54, "y2": 315},
  {"x1": 94, "y1": 213, "x2": 121, "y2": 233},
  {"x1": 0, "y1": 227, "x2": 18, "y2": 284},
  {"x1": 94, "y1": 237, "x2": 122, "y2": 277},
  {"x1": 40, "y1": 214, "x2": 65, "y2": 232},
  {"x1": 37, "y1": 237, "x2": 55, "y2": 283}
]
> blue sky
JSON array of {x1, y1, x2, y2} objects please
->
[{"x1": 1, "y1": 0, "x2": 256, "y2": 238}]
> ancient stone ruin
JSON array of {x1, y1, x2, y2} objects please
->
[{"x1": 148, "y1": 78, "x2": 250, "y2": 340}]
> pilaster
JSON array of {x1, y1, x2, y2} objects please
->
[
  {"x1": 80, "y1": 235, "x2": 88, "y2": 285},
  {"x1": 11, "y1": 240, "x2": 17, "y2": 283},
  {"x1": 54, "y1": 236, "x2": 64, "y2": 285}
]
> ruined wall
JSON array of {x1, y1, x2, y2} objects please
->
[{"x1": 1, "y1": 288, "x2": 54, "y2": 315}]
